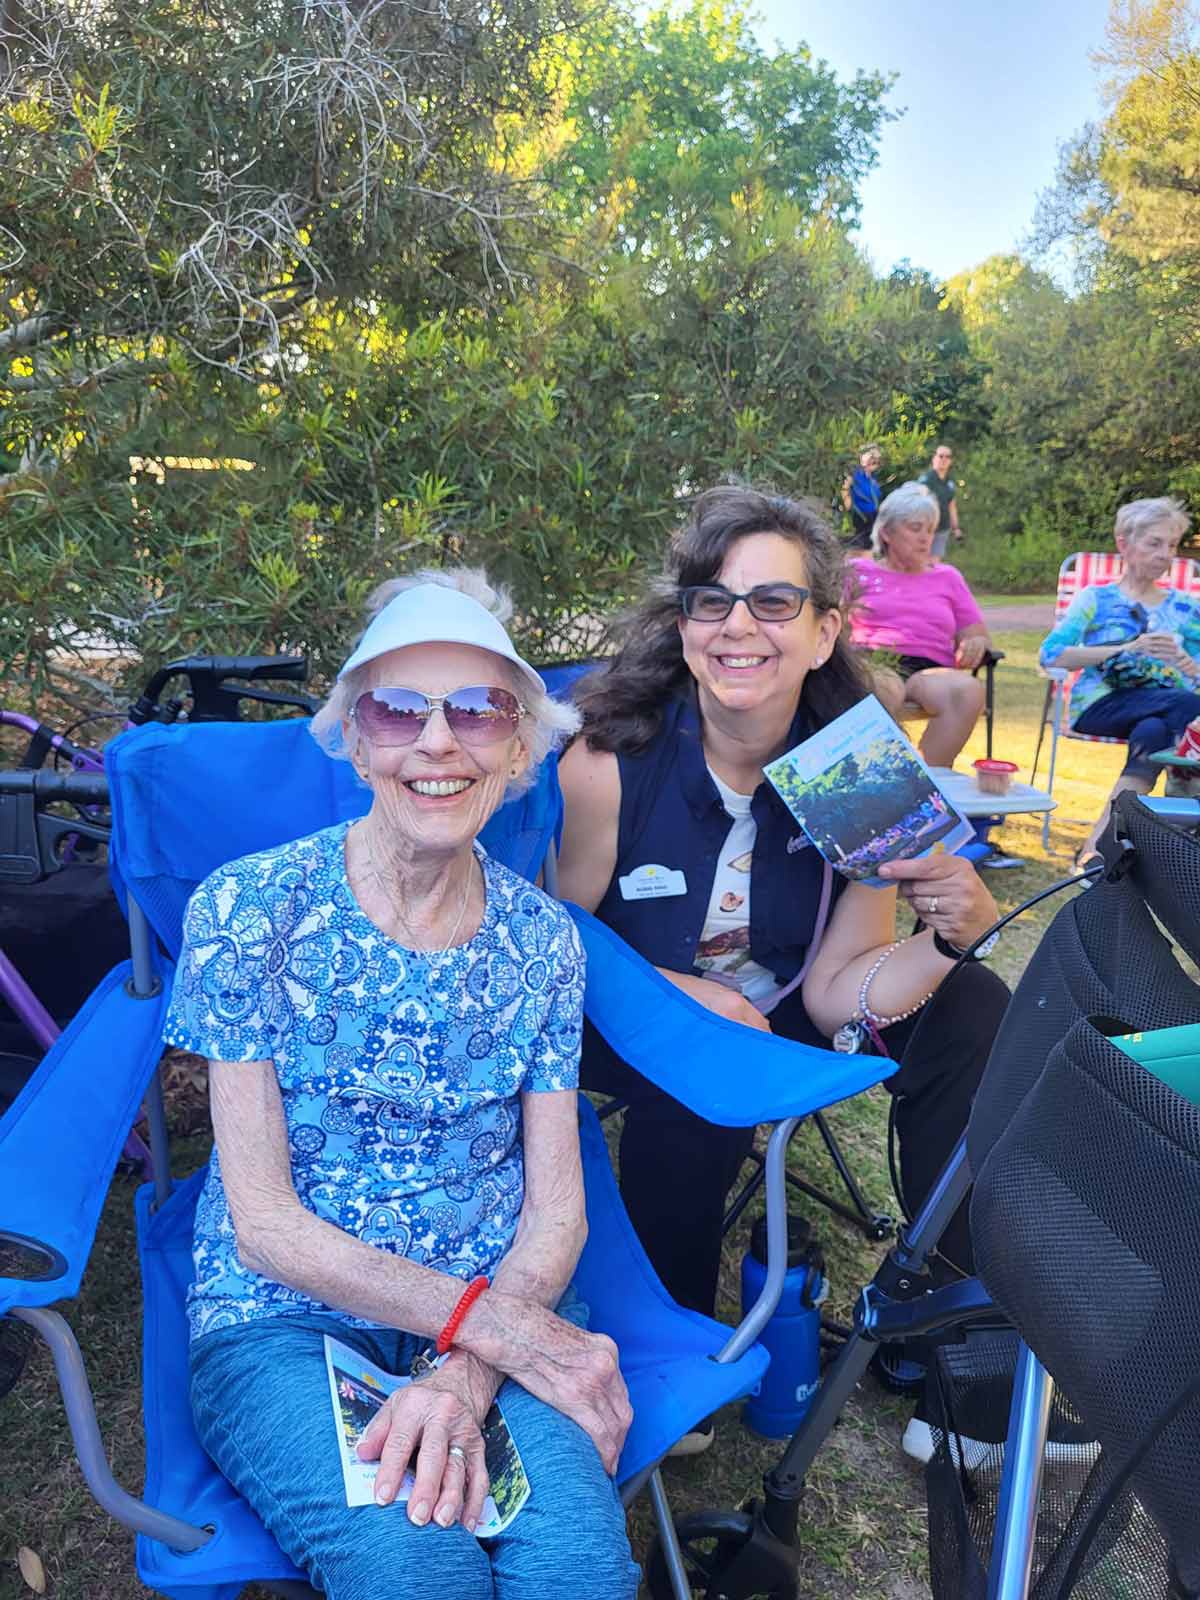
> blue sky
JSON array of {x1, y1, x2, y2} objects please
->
[{"x1": 750, "y1": 0, "x2": 1111, "y2": 282}]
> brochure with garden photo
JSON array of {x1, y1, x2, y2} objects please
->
[
  {"x1": 323, "y1": 1335, "x2": 530, "y2": 1534},
  {"x1": 764, "y1": 695, "x2": 974, "y2": 885}
]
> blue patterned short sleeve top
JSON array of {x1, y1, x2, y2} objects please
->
[{"x1": 164, "y1": 821, "x2": 585, "y2": 1342}]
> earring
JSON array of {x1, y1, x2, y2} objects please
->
[{"x1": 812, "y1": 656, "x2": 826, "y2": 669}]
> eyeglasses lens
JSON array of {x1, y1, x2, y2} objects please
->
[
  {"x1": 748, "y1": 587, "x2": 805, "y2": 621},
  {"x1": 682, "y1": 585, "x2": 806, "y2": 622},
  {"x1": 443, "y1": 686, "x2": 521, "y2": 743},
  {"x1": 355, "y1": 686, "x2": 521, "y2": 746}
]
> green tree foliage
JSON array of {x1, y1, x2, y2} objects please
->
[
  {"x1": 548, "y1": 2, "x2": 893, "y2": 254},
  {"x1": 0, "y1": 0, "x2": 601, "y2": 696},
  {"x1": 1, "y1": 0, "x2": 955, "y2": 709},
  {"x1": 544, "y1": 6, "x2": 975, "y2": 508},
  {"x1": 0, "y1": 0, "x2": 581, "y2": 368},
  {"x1": 1094, "y1": 0, "x2": 1200, "y2": 314},
  {"x1": 943, "y1": 0, "x2": 1200, "y2": 589},
  {"x1": 13, "y1": 0, "x2": 1195, "y2": 714}
]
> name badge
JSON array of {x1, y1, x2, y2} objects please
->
[{"x1": 618, "y1": 863, "x2": 687, "y2": 900}]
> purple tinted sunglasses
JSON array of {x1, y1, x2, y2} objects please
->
[{"x1": 351, "y1": 684, "x2": 525, "y2": 747}]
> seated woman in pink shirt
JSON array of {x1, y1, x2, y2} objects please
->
[{"x1": 848, "y1": 482, "x2": 993, "y2": 767}]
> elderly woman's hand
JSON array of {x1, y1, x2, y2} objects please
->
[
  {"x1": 357, "y1": 1365, "x2": 490, "y2": 1530},
  {"x1": 1134, "y1": 631, "x2": 1195, "y2": 674},
  {"x1": 955, "y1": 635, "x2": 988, "y2": 671},
  {"x1": 460, "y1": 1291, "x2": 633, "y2": 1474},
  {"x1": 879, "y1": 851, "x2": 998, "y2": 953}
]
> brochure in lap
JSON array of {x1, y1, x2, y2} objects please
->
[
  {"x1": 764, "y1": 695, "x2": 974, "y2": 885},
  {"x1": 323, "y1": 1335, "x2": 530, "y2": 1534}
]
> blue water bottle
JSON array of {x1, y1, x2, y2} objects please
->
[{"x1": 740, "y1": 1213, "x2": 828, "y2": 1439}]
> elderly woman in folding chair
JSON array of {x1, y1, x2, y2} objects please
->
[
  {"x1": 847, "y1": 481, "x2": 995, "y2": 768},
  {"x1": 165, "y1": 570, "x2": 639, "y2": 1600},
  {"x1": 1039, "y1": 496, "x2": 1200, "y2": 868},
  {"x1": 556, "y1": 484, "x2": 1010, "y2": 1454}
]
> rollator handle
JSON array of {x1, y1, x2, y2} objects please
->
[
  {"x1": 127, "y1": 654, "x2": 313, "y2": 725},
  {"x1": 176, "y1": 654, "x2": 309, "y2": 685},
  {"x1": 0, "y1": 770, "x2": 111, "y2": 884},
  {"x1": 0, "y1": 769, "x2": 110, "y2": 804}
]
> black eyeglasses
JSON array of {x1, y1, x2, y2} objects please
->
[{"x1": 679, "y1": 583, "x2": 811, "y2": 623}]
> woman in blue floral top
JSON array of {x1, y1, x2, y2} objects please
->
[
  {"x1": 1039, "y1": 497, "x2": 1199, "y2": 863},
  {"x1": 167, "y1": 570, "x2": 638, "y2": 1600}
]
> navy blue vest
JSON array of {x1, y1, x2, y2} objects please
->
[{"x1": 593, "y1": 693, "x2": 844, "y2": 985}]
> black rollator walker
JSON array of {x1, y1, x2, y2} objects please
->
[{"x1": 644, "y1": 790, "x2": 1200, "y2": 1600}]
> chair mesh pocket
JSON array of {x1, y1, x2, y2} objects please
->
[{"x1": 925, "y1": 1332, "x2": 1196, "y2": 1599}]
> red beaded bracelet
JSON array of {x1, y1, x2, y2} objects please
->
[{"x1": 435, "y1": 1275, "x2": 489, "y2": 1356}]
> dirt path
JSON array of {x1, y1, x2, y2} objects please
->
[{"x1": 980, "y1": 602, "x2": 1054, "y2": 632}]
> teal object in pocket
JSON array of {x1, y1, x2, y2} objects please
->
[{"x1": 1110, "y1": 1021, "x2": 1200, "y2": 1107}]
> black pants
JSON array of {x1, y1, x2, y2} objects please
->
[{"x1": 580, "y1": 962, "x2": 1011, "y2": 1316}]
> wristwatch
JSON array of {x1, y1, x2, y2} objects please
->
[{"x1": 933, "y1": 929, "x2": 1000, "y2": 963}]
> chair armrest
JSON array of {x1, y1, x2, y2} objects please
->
[
  {"x1": 0, "y1": 963, "x2": 169, "y2": 1316},
  {"x1": 1038, "y1": 665, "x2": 1070, "y2": 683},
  {"x1": 982, "y1": 648, "x2": 1005, "y2": 667},
  {"x1": 567, "y1": 905, "x2": 893, "y2": 1127}
]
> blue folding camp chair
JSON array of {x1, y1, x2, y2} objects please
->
[{"x1": 0, "y1": 716, "x2": 899, "y2": 1600}]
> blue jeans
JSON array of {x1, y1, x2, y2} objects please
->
[
  {"x1": 1073, "y1": 686, "x2": 1200, "y2": 779},
  {"x1": 190, "y1": 1310, "x2": 639, "y2": 1600}
]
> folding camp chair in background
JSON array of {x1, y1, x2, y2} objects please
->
[
  {"x1": 0, "y1": 716, "x2": 897, "y2": 1600},
  {"x1": 1031, "y1": 551, "x2": 1200, "y2": 848}
]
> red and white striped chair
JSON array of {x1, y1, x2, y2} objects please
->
[{"x1": 1031, "y1": 550, "x2": 1200, "y2": 846}]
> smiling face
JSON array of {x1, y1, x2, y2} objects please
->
[
  {"x1": 1120, "y1": 522, "x2": 1184, "y2": 585},
  {"x1": 677, "y1": 531, "x2": 842, "y2": 720},
  {"x1": 347, "y1": 641, "x2": 530, "y2": 856},
  {"x1": 931, "y1": 446, "x2": 953, "y2": 477}
]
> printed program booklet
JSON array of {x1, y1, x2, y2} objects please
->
[
  {"x1": 323, "y1": 1334, "x2": 531, "y2": 1534},
  {"x1": 764, "y1": 695, "x2": 974, "y2": 885}
]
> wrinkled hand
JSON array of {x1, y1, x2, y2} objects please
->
[
  {"x1": 955, "y1": 635, "x2": 988, "y2": 671},
  {"x1": 879, "y1": 850, "x2": 997, "y2": 952},
  {"x1": 660, "y1": 968, "x2": 772, "y2": 1033},
  {"x1": 356, "y1": 1366, "x2": 490, "y2": 1530},
  {"x1": 1134, "y1": 632, "x2": 1194, "y2": 674},
  {"x1": 460, "y1": 1291, "x2": 633, "y2": 1473}
]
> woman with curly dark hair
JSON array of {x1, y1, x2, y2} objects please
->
[{"x1": 557, "y1": 486, "x2": 1009, "y2": 1449}]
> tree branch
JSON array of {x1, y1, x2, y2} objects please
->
[
  {"x1": 1, "y1": 355, "x2": 165, "y2": 393},
  {"x1": 0, "y1": 313, "x2": 67, "y2": 353}
]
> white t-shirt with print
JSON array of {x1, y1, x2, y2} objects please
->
[{"x1": 693, "y1": 768, "x2": 785, "y2": 1008}]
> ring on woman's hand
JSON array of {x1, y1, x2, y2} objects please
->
[
  {"x1": 927, "y1": 895, "x2": 939, "y2": 916},
  {"x1": 447, "y1": 1444, "x2": 468, "y2": 1463}
]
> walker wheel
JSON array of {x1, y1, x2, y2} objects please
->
[
  {"x1": 645, "y1": 1508, "x2": 795, "y2": 1599},
  {"x1": 868, "y1": 1213, "x2": 895, "y2": 1242}
]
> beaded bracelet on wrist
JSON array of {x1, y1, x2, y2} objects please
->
[{"x1": 856, "y1": 940, "x2": 936, "y2": 1030}]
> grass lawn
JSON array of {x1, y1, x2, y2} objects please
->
[{"x1": 0, "y1": 631, "x2": 1132, "y2": 1600}]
